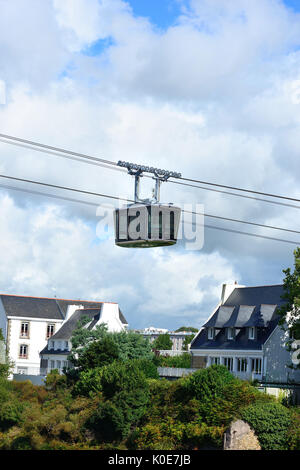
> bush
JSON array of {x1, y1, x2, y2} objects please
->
[
  {"x1": 0, "y1": 400, "x2": 25, "y2": 431},
  {"x1": 157, "y1": 353, "x2": 191, "y2": 369},
  {"x1": 241, "y1": 402, "x2": 293, "y2": 450},
  {"x1": 87, "y1": 361, "x2": 150, "y2": 441},
  {"x1": 130, "y1": 359, "x2": 159, "y2": 379},
  {"x1": 72, "y1": 367, "x2": 104, "y2": 397},
  {"x1": 76, "y1": 336, "x2": 120, "y2": 371}
]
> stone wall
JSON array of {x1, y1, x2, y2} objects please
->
[{"x1": 224, "y1": 420, "x2": 261, "y2": 450}]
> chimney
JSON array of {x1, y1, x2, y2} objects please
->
[
  {"x1": 64, "y1": 304, "x2": 84, "y2": 322},
  {"x1": 221, "y1": 282, "x2": 245, "y2": 304}
]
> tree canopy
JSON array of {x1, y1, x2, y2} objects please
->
[
  {"x1": 152, "y1": 333, "x2": 173, "y2": 350},
  {"x1": 278, "y1": 248, "x2": 300, "y2": 368}
]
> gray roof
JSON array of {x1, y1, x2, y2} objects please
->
[
  {"x1": 40, "y1": 308, "x2": 101, "y2": 355},
  {"x1": 0, "y1": 295, "x2": 64, "y2": 320},
  {"x1": 191, "y1": 284, "x2": 286, "y2": 351},
  {"x1": 0, "y1": 295, "x2": 128, "y2": 325},
  {"x1": 50, "y1": 308, "x2": 101, "y2": 340}
]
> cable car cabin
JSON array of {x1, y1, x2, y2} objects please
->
[{"x1": 114, "y1": 203, "x2": 181, "y2": 248}]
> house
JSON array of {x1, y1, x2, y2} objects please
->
[
  {"x1": 190, "y1": 283, "x2": 300, "y2": 385},
  {"x1": 135, "y1": 326, "x2": 193, "y2": 353},
  {"x1": 40, "y1": 302, "x2": 128, "y2": 374},
  {"x1": 0, "y1": 294, "x2": 128, "y2": 377}
]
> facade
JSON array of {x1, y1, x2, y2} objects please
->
[
  {"x1": 190, "y1": 283, "x2": 300, "y2": 385},
  {"x1": 40, "y1": 302, "x2": 128, "y2": 374},
  {"x1": 0, "y1": 294, "x2": 128, "y2": 377},
  {"x1": 135, "y1": 326, "x2": 193, "y2": 352}
]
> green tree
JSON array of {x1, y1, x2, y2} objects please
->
[
  {"x1": 68, "y1": 322, "x2": 154, "y2": 372},
  {"x1": 175, "y1": 327, "x2": 198, "y2": 333},
  {"x1": 88, "y1": 361, "x2": 150, "y2": 440},
  {"x1": 152, "y1": 333, "x2": 172, "y2": 350},
  {"x1": 0, "y1": 328, "x2": 13, "y2": 379},
  {"x1": 183, "y1": 335, "x2": 195, "y2": 351},
  {"x1": 110, "y1": 331, "x2": 154, "y2": 362},
  {"x1": 278, "y1": 248, "x2": 300, "y2": 367},
  {"x1": 76, "y1": 336, "x2": 120, "y2": 371}
]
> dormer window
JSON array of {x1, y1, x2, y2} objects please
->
[
  {"x1": 227, "y1": 327, "x2": 234, "y2": 340},
  {"x1": 208, "y1": 327, "x2": 214, "y2": 340},
  {"x1": 249, "y1": 327, "x2": 255, "y2": 340}
]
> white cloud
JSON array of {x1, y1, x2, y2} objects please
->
[{"x1": 0, "y1": 0, "x2": 299, "y2": 327}]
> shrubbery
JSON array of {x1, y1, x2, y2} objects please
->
[
  {"x1": 241, "y1": 402, "x2": 293, "y2": 450},
  {"x1": 1, "y1": 321, "x2": 299, "y2": 450},
  {"x1": 87, "y1": 361, "x2": 150, "y2": 441}
]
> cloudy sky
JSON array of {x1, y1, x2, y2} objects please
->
[{"x1": 0, "y1": 0, "x2": 300, "y2": 330}]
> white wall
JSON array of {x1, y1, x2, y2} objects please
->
[{"x1": 8, "y1": 316, "x2": 63, "y2": 372}]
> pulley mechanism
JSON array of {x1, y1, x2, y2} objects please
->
[{"x1": 113, "y1": 161, "x2": 182, "y2": 248}]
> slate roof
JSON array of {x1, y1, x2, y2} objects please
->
[
  {"x1": 191, "y1": 284, "x2": 286, "y2": 351},
  {"x1": 39, "y1": 308, "x2": 102, "y2": 355},
  {"x1": 0, "y1": 295, "x2": 128, "y2": 325},
  {"x1": 50, "y1": 308, "x2": 102, "y2": 340},
  {"x1": 0, "y1": 295, "x2": 64, "y2": 320}
]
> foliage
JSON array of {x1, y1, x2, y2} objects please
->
[
  {"x1": 110, "y1": 331, "x2": 154, "y2": 362},
  {"x1": 278, "y1": 248, "x2": 300, "y2": 367},
  {"x1": 87, "y1": 361, "x2": 150, "y2": 441},
  {"x1": 152, "y1": 333, "x2": 172, "y2": 350},
  {"x1": 130, "y1": 358, "x2": 159, "y2": 379},
  {"x1": 72, "y1": 367, "x2": 104, "y2": 397},
  {"x1": 75, "y1": 336, "x2": 119, "y2": 371},
  {"x1": 175, "y1": 327, "x2": 198, "y2": 333},
  {"x1": 241, "y1": 402, "x2": 293, "y2": 450},
  {"x1": 0, "y1": 328, "x2": 14, "y2": 379},
  {"x1": 67, "y1": 322, "x2": 108, "y2": 366},
  {"x1": 183, "y1": 335, "x2": 195, "y2": 351},
  {"x1": 0, "y1": 353, "x2": 299, "y2": 450},
  {"x1": 156, "y1": 352, "x2": 191, "y2": 368},
  {"x1": 68, "y1": 324, "x2": 154, "y2": 375},
  {"x1": 44, "y1": 370, "x2": 67, "y2": 392},
  {"x1": 186, "y1": 365, "x2": 235, "y2": 400}
]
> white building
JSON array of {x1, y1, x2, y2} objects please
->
[
  {"x1": 135, "y1": 327, "x2": 194, "y2": 352},
  {"x1": 40, "y1": 303, "x2": 128, "y2": 374},
  {"x1": 0, "y1": 294, "x2": 128, "y2": 378}
]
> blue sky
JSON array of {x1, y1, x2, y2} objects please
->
[
  {"x1": 126, "y1": 0, "x2": 300, "y2": 29},
  {"x1": 284, "y1": 0, "x2": 300, "y2": 12},
  {"x1": 126, "y1": 0, "x2": 184, "y2": 29}
]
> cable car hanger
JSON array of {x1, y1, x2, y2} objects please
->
[
  {"x1": 115, "y1": 161, "x2": 182, "y2": 248},
  {"x1": 117, "y1": 161, "x2": 181, "y2": 204}
]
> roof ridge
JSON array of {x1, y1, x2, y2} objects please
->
[
  {"x1": 234, "y1": 284, "x2": 283, "y2": 289},
  {"x1": 0, "y1": 293, "x2": 117, "y2": 304}
]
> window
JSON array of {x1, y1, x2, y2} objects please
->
[
  {"x1": 50, "y1": 341, "x2": 55, "y2": 349},
  {"x1": 249, "y1": 327, "x2": 255, "y2": 340},
  {"x1": 50, "y1": 360, "x2": 55, "y2": 370},
  {"x1": 20, "y1": 322, "x2": 29, "y2": 338},
  {"x1": 237, "y1": 358, "x2": 248, "y2": 372},
  {"x1": 64, "y1": 341, "x2": 68, "y2": 350},
  {"x1": 17, "y1": 367, "x2": 28, "y2": 375},
  {"x1": 227, "y1": 328, "x2": 234, "y2": 340},
  {"x1": 46, "y1": 324, "x2": 55, "y2": 339},
  {"x1": 208, "y1": 328, "x2": 214, "y2": 340},
  {"x1": 19, "y1": 344, "x2": 28, "y2": 359},
  {"x1": 56, "y1": 360, "x2": 61, "y2": 371},
  {"x1": 251, "y1": 358, "x2": 262, "y2": 374},
  {"x1": 223, "y1": 357, "x2": 233, "y2": 371}
]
